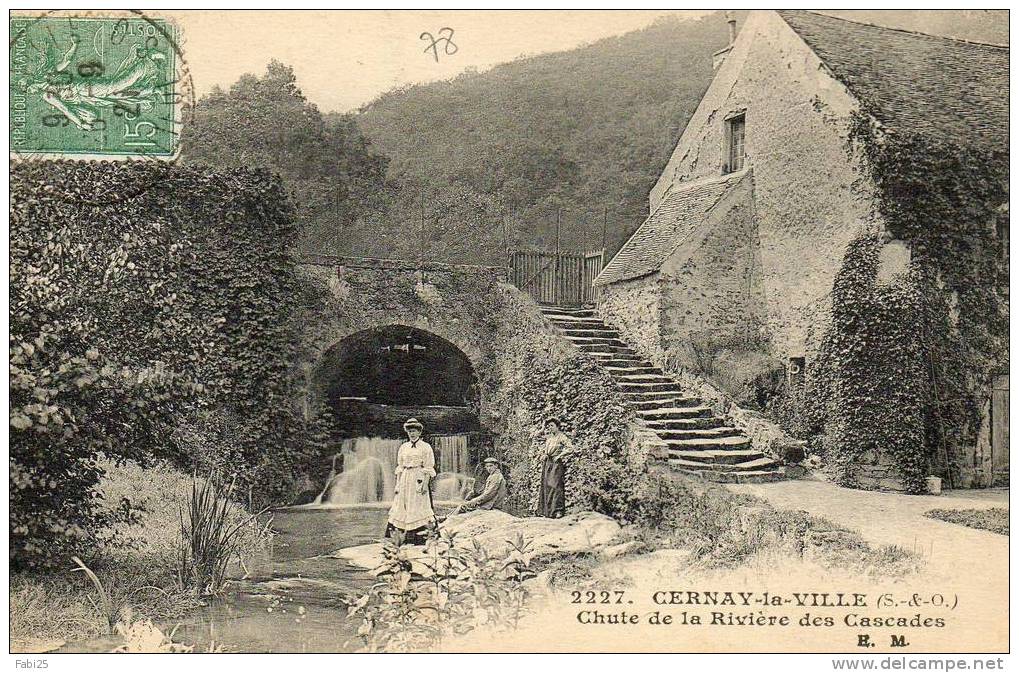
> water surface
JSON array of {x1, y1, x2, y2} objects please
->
[{"x1": 168, "y1": 506, "x2": 391, "y2": 653}]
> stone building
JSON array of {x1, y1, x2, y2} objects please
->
[{"x1": 595, "y1": 10, "x2": 1008, "y2": 487}]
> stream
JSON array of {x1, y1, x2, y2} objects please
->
[
  {"x1": 171, "y1": 505, "x2": 390, "y2": 653},
  {"x1": 58, "y1": 434, "x2": 475, "y2": 653}
]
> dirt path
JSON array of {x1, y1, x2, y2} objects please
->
[
  {"x1": 726, "y1": 479, "x2": 1008, "y2": 650},
  {"x1": 726, "y1": 480, "x2": 1007, "y2": 573},
  {"x1": 445, "y1": 482, "x2": 1008, "y2": 653}
]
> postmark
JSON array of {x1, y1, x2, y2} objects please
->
[{"x1": 10, "y1": 13, "x2": 186, "y2": 161}]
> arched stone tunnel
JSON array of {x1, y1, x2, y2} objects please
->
[
  {"x1": 295, "y1": 256, "x2": 512, "y2": 504},
  {"x1": 311, "y1": 324, "x2": 482, "y2": 437}
]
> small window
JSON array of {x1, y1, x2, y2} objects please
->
[{"x1": 723, "y1": 113, "x2": 746, "y2": 174}]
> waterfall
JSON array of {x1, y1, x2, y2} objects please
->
[{"x1": 313, "y1": 434, "x2": 473, "y2": 506}]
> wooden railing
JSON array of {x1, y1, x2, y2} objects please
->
[{"x1": 508, "y1": 249, "x2": 604, "y2": 306}]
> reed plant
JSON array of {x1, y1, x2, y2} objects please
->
[{"x1": 176, "y1": 475, "x2": 270, "y2": 597}]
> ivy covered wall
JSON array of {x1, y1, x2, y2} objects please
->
[
  {"x1": 803, "y1": 112, "x2": 1009, "y2": 492},
  {"x1": 10, "y1": 162, "x2": 321, "y2": 566},
  {"x1": 297, "y1": 260, "x2": 667, "y2": 517}
]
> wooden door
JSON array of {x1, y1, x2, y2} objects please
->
[{"x1": 991, "y1": 374, "x2": 1009, "y2": 485}]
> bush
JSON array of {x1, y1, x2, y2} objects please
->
[
  {"x1": 925, "y1": 508, "x2": 1008, "y2": 536},
  {"x1": 347, "y1": 528, "x2": 535, "y2": 652},
  {"x1": 488, "y1": 287, "x2": 645, "y2": 518},
  {"x1": 177, "y1": 476, "x2": 272, "y2": 597},
  {"x1": 10, "y1": 162, "x2": 317, "y2": 567},
  {"x1": 666, "y1": 329, "x2": 784, "y2": 410}
]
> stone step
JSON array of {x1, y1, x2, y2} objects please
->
[
  {"x1": 616, "y1": 381, "x2": 682, "y2": 393},
  {"x1": 541, "y1": 307, "x2": 596, "y2": 318},
  {"x1": 654, "y1": 426, "x2": 740, "y2": 441},
  {"x1": 566, "y1": 336, "x2": 630, "y2": 347},
  {"x1": 605, "y1": 366, "x2": 664, "y2": 376},
  {"x1": 669, "y1": 456, "x2": 778, "y2": 472},
  {"x1": 623, "y1": 390, "x2": 689, "y2": 402},
  {"x1": 576, "y1": 343, "x2": 637, "y2": 355},
  {"x1": 562, "y1": 328, "x2": 620, "y2": 339},
  {"x1": 624, "y1": 388, "x2": 697, "y2": 400},
  {"x1": 666, "y1": 435, "x2": 753, "y2": 451},
  {"x1": 612, "y1": 373, "x2": 673, "y2": 383},
  {"x1": 673, "y1": 468, "x2": 785, "y2": 484},
  {"x1": 595, "y1": 356, "x2": 652, "y2": 367},
  {"x1": 631, "y1": 399, "x2": 678, "y2": 411},
  {"x1": 638, "y1": 405, "x2": 714, "y2": 418},
  {"x1": 550, "y1": 312, "x2": 603, "y2": 324},
  {"x1": 644, "y1": 417, "x2": 724, "y2": 430},
  {"x1": 668, "y1": 448, "x2": 765, "y2": 465},
  {"x1": 549, "y1": 319, "x2": 609, "y2": 331}
]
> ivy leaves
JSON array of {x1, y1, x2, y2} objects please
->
[
  {"x1": 810, "y1": 113, "x2": 1008, "y2": 492},
  {"x1": 10, "y1": 162, "x2": 313, "y2": 567}
]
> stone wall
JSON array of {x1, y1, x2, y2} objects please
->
[
  {"x1": 658, "y1": 174, "x2": 767, "y2": 358},
  {"x1": 296, "y1": 255, "x2": 509, "y2": 427},
  {"x1": 597, "y1": 274, "x2": 664, "y2": 366},
  {"x1": 649, "y1": 10, "x2": 876, "y2": 359}
]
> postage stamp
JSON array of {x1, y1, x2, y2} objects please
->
[{"x1": 9, "y1": 15, "x2": 182, "y2": 159}]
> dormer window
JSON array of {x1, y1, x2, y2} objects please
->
[{"x1": 723, "y1": 113, "x2": 746, "y2": 174}]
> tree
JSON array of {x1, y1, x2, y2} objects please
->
[
  {"x1": 184, "y1": 61, "x2": 391, "y2": 253},
  {"x1": 10, "y1": 162, "x2": 322, "y2": 568}
]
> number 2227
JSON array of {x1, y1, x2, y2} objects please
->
[{"x1": 571, "y1": 590, "x2": 626, "y2": 604}]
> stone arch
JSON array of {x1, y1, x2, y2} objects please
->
[
  {"x1": 312, "y1": 324, "x2": 479, "y2": 410},
  {"x1": 305, "y1": 319, "x2": 494, "y2": 439},
  {"x1": 296, "y1": 259, "x2": 506, "y2": 432}
]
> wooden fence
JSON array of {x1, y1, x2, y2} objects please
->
[{"x1": 508, "y1": 249, "x2": 604, "y2": 306}]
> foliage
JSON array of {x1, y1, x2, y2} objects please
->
[
  {"x1": 804, "y1": 235, "x2": 931, "y2": 491},
  {"x1": 349, "y1": 13, "x2": 741, "y2": 262},
  {"x1": 176, "y1": 476, "x2": 272, "y2": 597},
  {"x1": 632, "y1": 471, "x2": 919, "y2": 575},
  {"x1": 355, "y1": 180, "x2": 509, "y2": 264},
  {"x1": 530, "y1": 551, "x2": 601, "y2": 589},
  {"x1": 667, "y1": 326, "x2": 784, "y2": 410},
  {"x1": 801, "y1": 109, "x2": 1008, "y2": 490},
  {"x1": 488, "y1": 287, "x2": 648, "y2": 518},
  {"x1": 925, "y1": 508, "x2": 1009, "y2": 536},
  {"x1": 185, "y1": 60, "x2": 391, "y2": 252},
  {"x1": 11, "y1": 459, "x2": 267, "y2": 651},
  {"x1": 169, "y1": 409, "x2": 248, "y2": 479},
  {"x1": 347, "y1": 528, "x2": 535, "y2": 652},
  {"x1": 10, "y1": 162, "x2": 314, "y2": 567}
]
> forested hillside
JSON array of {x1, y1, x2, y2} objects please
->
[
  {"x1": 321, "y1": 9, "x2": 1005, "y2": 264},
  {"x1": 340, "y1": 12, "x2": 739, "y2": 263}
]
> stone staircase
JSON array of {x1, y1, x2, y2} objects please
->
[{"x1": 540, "y1": 305, "x2": 783, "y2": 483}]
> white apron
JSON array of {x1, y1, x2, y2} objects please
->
[{"x1": 387, "y1": 440, "x2": 436, "y2": 530}]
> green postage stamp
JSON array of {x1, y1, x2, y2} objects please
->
[{"x1": 10, "y1": 15, "x2": 182, "y2": 159}]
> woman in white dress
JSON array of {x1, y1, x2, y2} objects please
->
[{"x1": 385, "y1": 418, "x2": 437, "y2": 545}]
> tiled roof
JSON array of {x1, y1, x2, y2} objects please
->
[
  {"x1": 777, "y1": 10, "x2": 1009, "y2": 155},
  {"x1": 596, "y1": 171, "x2": 749, "y2": 286}
]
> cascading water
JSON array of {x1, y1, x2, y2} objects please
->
[{"x1": 313, "y1": 434, "x2": 474, "y2": 506}]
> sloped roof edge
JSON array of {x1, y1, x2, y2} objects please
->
[{"x1": 596, "y1": 169, "x2": 751, "y2": 286}]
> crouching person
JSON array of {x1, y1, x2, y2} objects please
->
[{"x1": 454, "y1": 457, "x2": 508, "y2": 514}]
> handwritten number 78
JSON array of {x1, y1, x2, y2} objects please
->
[{"x1": 421, "y1": 27, "x2": 457, "y2": 62}]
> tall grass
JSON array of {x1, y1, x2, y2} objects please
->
[{"x1": 176, "y1": 476, "x2": 272, "y2": 596}]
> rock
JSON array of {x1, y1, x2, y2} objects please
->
[
  {"x1": 777, "y1": 440, "x2": 807, "y2": 464},
  {"x1": 333, "y1": 511, "x2": 624, "y2": 569},
  {"x1": 801, "y1": 529, "x2": 864, "y2": 563},
  {"x1": 643, "y1": 549, "x2": 695, "y2": 568},
  {"x1": 782, "y1": 465, "x2": 806, "y2": 479},
  {"x1": 442, "y1": 510, "x2": 623, "y2": 558},
  {"x1": 600, "y1": 540, "x2": 646, "y2": 559},
  {"x1": 255, "y1": 577, "x2": 349, "y2": 592},
  {"x1": 332, "y1": 542, "x2": 383, "y2": 570}
]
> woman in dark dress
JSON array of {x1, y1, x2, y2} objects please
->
[{"x1": 537, "y1": 417, "x2": 574, "y2": 518}]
